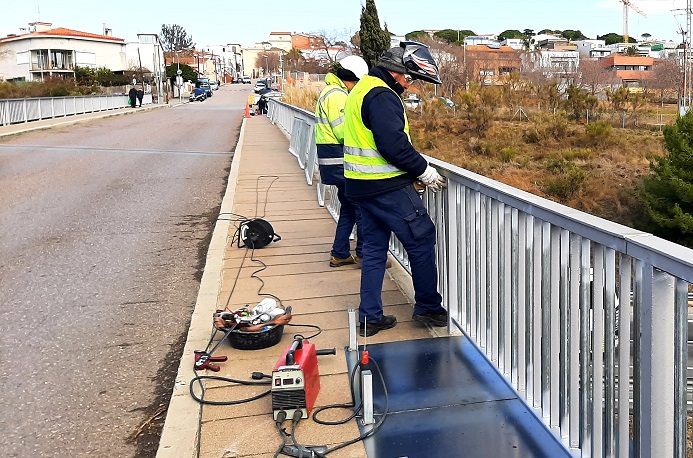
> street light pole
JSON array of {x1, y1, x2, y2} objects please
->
[
  {"x1": 279, "y1": 52, "x2": 284, "y2": 83},
  {"x1": 176, "y1": 50, "x2": 182, "y2": 103}
]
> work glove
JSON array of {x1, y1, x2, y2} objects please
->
[{"x1": 417, "y1": 165, "x2": 446, "y2": 191}]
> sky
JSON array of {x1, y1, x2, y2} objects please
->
[{"x1": 1, "y1": 0, "x2": 691, "y2": 49}]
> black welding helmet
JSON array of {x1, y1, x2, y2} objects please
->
[{"x1": 400, "y1": 41, "x2": 442, "y2": 85}]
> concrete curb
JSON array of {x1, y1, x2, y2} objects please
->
[
  {"x1": 155, "y1": 118, "x2": 246, "y2": 458},
  {"x1": 0, "y1": 103, "x2": 174, "y2": 139}
]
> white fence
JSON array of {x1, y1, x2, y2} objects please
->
[
  {"x1": 0, "y1": 93, "x2": 153, "y2": 126},
  {"x1": 268, "y1": 99, "x2": 693, "y2": 457}
]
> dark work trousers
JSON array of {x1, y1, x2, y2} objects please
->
[
  {"x1": 354, "y1": 184, "x2": 444, "y2": 324},
  {"x1": 331, "y1": 184, "x2": 362, "y2": 259},
  {"x1": 130, "y1": 96, "x2": 137, "y2": 108}
]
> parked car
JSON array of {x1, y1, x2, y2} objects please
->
[
  {"x1": 403, "y1": 94, "x2": 422, "y2": 109},
  {"x1": 254, "y1": 81, "x2": 267, "y2": 93},
  {"x1": 209, "y1": 81, "x2": 219, "y2": 90},
  {"x1": 431, "y1": 96, "x2": 455, "y2": 108},
  {"x1": 189, "y1": 88, "x2": 207, "y2": 102},
  {"x1": 195, "y1": 83, "x2": 213, "y2": 98},
  {"x1": 242, "y1": 75, "x2": 251, "y2": 84}
]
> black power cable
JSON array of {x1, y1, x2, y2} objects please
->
[
  {"x1": 189, "y1": 374, "x2": 271, "y2": 405},
  {"x1": 193, "y1": 174, "x2": 278, "y2": 457},
  {"x1": 307, "y1": 357, "x2": 390, "y2": 457}
]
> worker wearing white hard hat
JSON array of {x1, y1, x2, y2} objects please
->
[{"x1": 314, "y1": 55, "x2": 369, "y2": 268}]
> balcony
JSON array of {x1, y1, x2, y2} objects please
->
[{"x1": 30, "y1": 50, "x2": 75, "y2": 72}]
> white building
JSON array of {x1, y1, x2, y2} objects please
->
[
  {"x1": 500, "y1": 38, "x2": 525, "y2": 51},
  {"x1": 0, "y1": 22, "x2": 126, "y2": 82},
  {"x1": 572, "y1": 40, "x2": 612, "y2": 59},
  {"x1": 390, "y1": 34, "x2": 406, "y2": 47},
  {"x1": 464, "y1": 35, "x2": 500, "y2": 46},
  {"x1": 268, "y1": 32, "x2": 292, "y2": 52},
  {"x1": 300, "y1": 47, "x2": 348, "y2": 63},
  {"x1": 523, "y1": 50, "x2": 580, "y2": 77},
  {"x1": 528, "y1": 33, "x2": 566, "y2": 51},
  {"x1": 203, "y1": 43, "x2": 243, "y2": 82},
  {"x1": 125, "y1": 34, "x2": 166, "y2": 98}
]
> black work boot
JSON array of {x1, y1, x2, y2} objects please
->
[
  {"x1": 412, "y1": 311, "x2": 448, "y2": 327},
  {"x1": 359, "y1": 315, "x2": 397, "y2": 337}
]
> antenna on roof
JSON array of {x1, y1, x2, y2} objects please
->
[{"x1": 37, "y1": 6, "x2": 41, "y2": 22}]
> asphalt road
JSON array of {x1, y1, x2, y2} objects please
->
[{"x1": 0, "y1": 85, "x2": 251, "y2": 457}]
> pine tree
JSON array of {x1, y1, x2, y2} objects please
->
[
  {"x1": 359, "y1": 0, "x2": 391, "y2": 68},
  {"x1": 639, "y1": 111, "x2": 693, "y2": 247}
]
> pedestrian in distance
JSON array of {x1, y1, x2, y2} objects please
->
[
  {"x1": 128, "y1": 86, "x2": 138, "y2": 108},
  {"x1": 136, "y1": 87, "x2": 144, "y2": 108},
  {"x1": 343, "y1": 42, "x2": 448, "y2": 337},
  {"x1": 314, "y1": 55, "x2": 369, "y2": 268},
  {"x1": 257, "y1": 95, "x2": 267, "y2": 115}
]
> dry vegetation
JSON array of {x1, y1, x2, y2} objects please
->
[
  {"x1": 282, "y1": 84, "x2": 321, "y2": 112},
  {"x1": 282, "y1": 84, "x2": 672, "y2": 229},
  {"x1": 409, "y1": 101, "x2": 670, "y2": 228}
]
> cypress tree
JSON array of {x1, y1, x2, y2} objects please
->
[
  {"x1": 359, "y1": 0, "x2": 391, "y2": 68},
  {"x1": 639, "y1": 111, "x2": 693, "y2": 247}
]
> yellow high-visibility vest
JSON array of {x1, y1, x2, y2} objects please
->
[
  {"x1": 343, "y1": 75, "x2": 410, "y2": 180},
  {"x1": 314, "y1": 73, "x2": 348, "y2": 147}
]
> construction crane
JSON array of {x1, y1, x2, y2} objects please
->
[{"x1": 621, "y1": 0, "x2": 647, "y2": 45}]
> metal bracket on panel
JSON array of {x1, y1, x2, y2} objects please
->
[
  {"x1": 348, "y1": 308, "x2": 357, "y2": 352},
  {"x1": 361, "y1": 369, "x2": 374, "y2": 425}
]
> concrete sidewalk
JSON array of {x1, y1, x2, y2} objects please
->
[{"x1": 157, "y1": 115, "x2": 440, "y2": 458}]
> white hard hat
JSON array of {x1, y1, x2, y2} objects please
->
[{"x1": 338, "y1": 55, "x2": 369, "y2": 81}]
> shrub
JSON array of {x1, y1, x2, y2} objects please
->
[
  {"x1": 585, "y1": 120, "x2": 613, "y2": 140},
  {"x1": 468, "y1": 106, "x2": 494, "y2": 137},
  {"x1": 522, "y1": 113, "x2": 569, "y2": 143},
  {"x1": 562, "y1": 85, "x2": 598, "y2": 121},
  {"x1": 499, "y1": 147, "x2": 518, "y2": 163},
  {"x1": 556, "y1": 148, "x2": 593, "y2": 161},
  {"x1": 421, "y1": 99, "x2": 444, "y2": 132},
  {"x1": 543, "y1": 166, "x2": 587, "y2": 199}
]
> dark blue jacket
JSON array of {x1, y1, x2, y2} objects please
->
[{"x1": 345, "y1": 67, "x2": 428, "y2": 199}]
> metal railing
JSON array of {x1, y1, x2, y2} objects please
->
[
  {"x1": 267, "y1": 99, "x2": 693, "y2": 457},
  {"x1": 0, "y1": 94, "x2": 153, "y2": 126}
]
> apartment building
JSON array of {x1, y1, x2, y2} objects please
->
[
  {"x1": 0, "y1": 22, "x2": 126, "y2": 82},
  {"x1": 600, "y1": 54, "x2": 654, "y2": 86},
  {"x1": 204, "y1": 44, "x2": 243, "y2": 82},
  {"x1": 522, "y1": 49, "x2": 581, "y2": 77},
  {"x1": 268, "y1": 32, "x2": 292, "y2": 52},
  {"x1": 464, "y1": 45, "x2": 521, "y2": 84}
]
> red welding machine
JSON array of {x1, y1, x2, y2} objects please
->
[{"x1": 271, "y1": 338, "x2": 326, "y2": 421}]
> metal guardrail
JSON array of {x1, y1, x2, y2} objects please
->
[
  {"x1": 267, "y1": 99, "x2": 693, "y2": 458},
  {"x1": 0, "y1": 94, "x2": 153, "y2": 126}
]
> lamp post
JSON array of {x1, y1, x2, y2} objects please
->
[
  {"x1": 263, "y1": 54, "x2": 269, "y2": 80},
  {"x1": 175, "y1": 50, "x2": 182, "y2": 103},
  {"x1": 279, "y1": 52, "x2": 284, "y2": 88}
]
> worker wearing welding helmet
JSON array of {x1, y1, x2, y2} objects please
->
[
  {"x1": 343, "y1": 41, "x2": 447, "y2": 337},
  {"x1": 314, "y1": 55, "x2": 369, "y2": 268}
]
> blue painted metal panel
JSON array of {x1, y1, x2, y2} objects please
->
[{"x1": 346, "y1": 336, "x2": 570, "y2": 458}]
